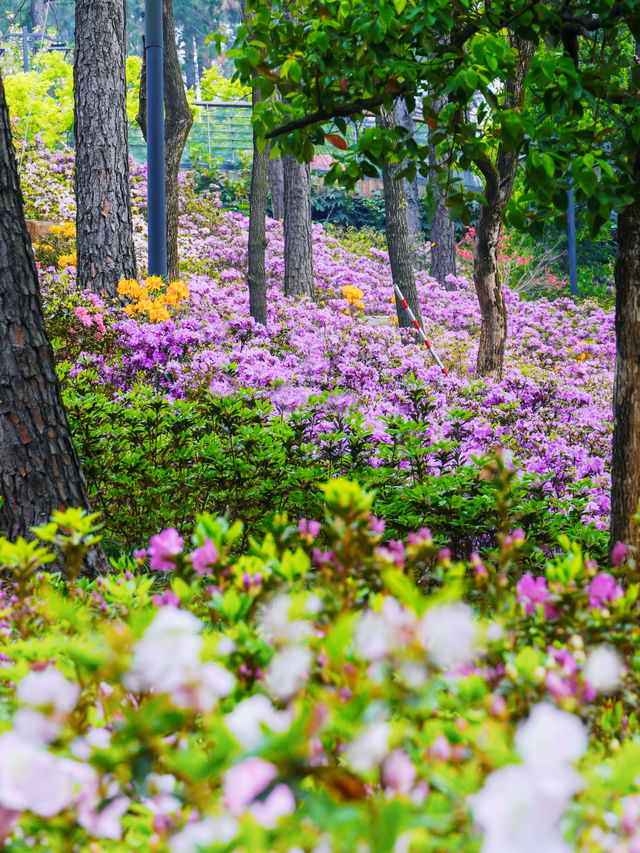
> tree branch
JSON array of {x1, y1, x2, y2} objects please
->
[{"x1": 264, "y1": 92, "x2": 395, "y2": 139}]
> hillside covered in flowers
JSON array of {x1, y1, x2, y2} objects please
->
[{"x1": 0, "y1": 144, "x2": 635, "y2": 853}]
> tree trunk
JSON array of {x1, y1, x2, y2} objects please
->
[
  {"x1": 184, "y1": 31, "x2": 196, "y2": 92},
  {"x1": 378, "y1": 107, "x2": 424, "y2": 332},
  {"x1": 136, "y1": 0, "x2": 193, "y2": 282},
  {"x1": 474, "y1": 203, "x2": 507, "y2": 379},
  {"x1": 268, "y1": 88, "x2": 285, "y2": 220},
  {"x1": 283, "y1": 154, "x2": 314, "y2": 298},
  {"x1": 472, "y1": 34, "x2": 535, "y2": 380},
  {"x1": 268, "y1": 155, "x2": 285, "y2": 220},
  {"x1": 394, "y1": 100, "x2": 423, "y2": 251},
  {"x1": 247, "y1": 85, "x2": 268, "y2": 325},
  {"x1": 428, "y1": 95, "x2": 457, "y2": 288},
  {"x1": 74, "y1": 0, "x2": 137, "y2": 299},
  {"x1": 30, "y1": 0, "x2": 46, "y2": 28},
  {"x1": 0, "y1": 71, "x2": 92, "y2": 548},
  {"x1": 610, "y1": 193, "x2": 640, "y2": 550}
]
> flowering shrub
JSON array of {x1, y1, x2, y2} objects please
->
[
  {"x1": 456, "y1": 225, "x2": 567, "y2": 297},
  {"x1": 117, "y1": 277, "x2": 191, "y2": 323},
  {"x1": 0, "y1": 483, "x2": 638, "y2": 851},
  {"x1": 341, "y1": 283, "x2": 364, "y2": 311},
  {"x1": 14, "y1": 142, "x2": 613, "y2": 539},
  {"x1": 34, "y1": 221, "x2": 76, "y2": 269}
]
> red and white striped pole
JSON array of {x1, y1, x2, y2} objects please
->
[{"x1": 394, "y1": 284, "x2": 448, "y2": 376}]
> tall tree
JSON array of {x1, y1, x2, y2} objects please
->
[
  {"x1": 74, "y1": 0, "x2": 137, "y2": 298},
  {"x1": 247, "y1": 84, "x2": 269, "y2": 324},
  {"x1": 268, "y1": 154, "x2": 285, "y2": 219},
  {"x1": 611, "y1": 170, "x2": 640, "y2": 549},
  {"x1": 394, "y1": 99, "x2": 423, "y2": 261},
  {"x1": 136, "y1": 0, "x2": 194, "y2": 282},
  {"x1": 428, "y1": 96, "x2": 457, "y2": 288},
  {"x1": 30, "y1": 0, "x2": 46, "y2": 29},
  {"x1": 0, "y1": 69, "x2": 91, "y2": 541},
  {"x1": 378, "y1": 107, "x2": 424, "y2": 332},
  {"x1": 240, "y1": 0, "x2": 269, "y2": 324},
  {"x1": 472, "y1": 34, "x2": 536, "y2": 379},
  {"x1": 283, "y1": 154, "x2": 314, "y2": 297}
]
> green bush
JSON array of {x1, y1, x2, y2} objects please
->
[{"x1": 62, "y1": 375, "x2": 607, "y2": 567}]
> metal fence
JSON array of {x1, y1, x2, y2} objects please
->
[
  {"x1": 128, "y1": 101, "x2": 254, "y2": 168},
  {"x1": 128, "y1": 103, "x2": 481, "y2": 194}
]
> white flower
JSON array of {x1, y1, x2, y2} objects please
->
[
  {"x1": 419, "y1": 603, "x2": 477, "y2": 669},
  {"x1": 17, "y1": 668, "x2": 80, "y2": 713},
  {"x1": 515, "y1": 703, "x2": 588, "y2": 770},
  {"x1": 126, "y1": 608, "x2": 204, "y2": 695},
  {"x1": 305, "y1": 595, "x2": 324, "y2": 614},
  {"x1": 169, "y1": 816, "x2": 238, "y2": 853},
  {"x1": 344, "y1": 721, "x2": 391, "y2": 774},
  {"x1": 265, "y1": 646, "x2": 312, "y2": 701},
  {"x1": 470, "y1": 762, "x2": 582, "y2": 853},
  {"x1": 260, "y1": 595, "x2": 310, "y2": 645},
  {"x1": 225, "y1": 694, "x2": 294, "y2": 749},
  {"x1": 470, "y1": 703, "x2": 587, "y2": 853},
  {"x1": 170, "y1": 662, "x2": 235, "y2": 713},
  {"x1": 0, "y1": 732, "x2": 94, "y2": 818},
  {"x1": 217, "y1": 636, "x2": 236, "y2": 655},
  {"x1": 355, "y1": 611, "x2": 389, "y2": 661},
  {"x1": 584, "y1": 646, "x2": 624, "y2": 694}
]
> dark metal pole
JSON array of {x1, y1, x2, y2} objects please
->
[
  {"x1": 145, "y1": 0, "x2": 167, "y2": 278},
  {"x1": 22, "y1": 27, "x2": 29, "y2": 72},
  {"x1": 567, "y1": 186, "x2": 578, "y2": 301}
]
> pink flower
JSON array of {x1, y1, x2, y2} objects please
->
[
  {"x1": 407, "y1": 527, "x2": 431, "y2": 546},
  {"x1": 587, "y1": 572, "x2": 623, "y2": 611},
  {"x1": 152, "y1": 589, "x2": 181, "y2": 608},
  {"x1": 611, "y1": 541, "x2": 627, "y2": 567},
  {"x1": 430, "y1": 734, "x2": 452, "y2": 761},
  {"x1": 545, "y1": 670, "x2": 576, "y2": 701},
  {"x1": 383, "y1": 749, "x2": 416, "y2": 796},
  {"x1": 298, "y1": 518, "x2": 321, "y2": 538},
  {"x1": 0, "y1": 806, "x2": 19, "y2": 844},
  {"x1": 77, "y1": 795, "x2": 130, "y2": 839},
  {"x1": 149, "y1": 528, "x2": 184, "y2": 571},
  {"x1": 249, "y1": 784, "x2": 296, "y2": 828},
  {"x1": 190, "y1": 538, "x2": 218, "y2": 575},
  {"x1": 73, "y1": 306, "x2": 93, "y2": 327},
  {"x1": 516, "y1": 573, "x2": 555, "y2": 617},
  {"x1": 223, "y1": 758, "x2": 277, "y2": 816}
]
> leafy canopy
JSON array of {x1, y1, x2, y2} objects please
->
[{"x1": 231, "y1": 0, "x2": 640, "y2": 233}]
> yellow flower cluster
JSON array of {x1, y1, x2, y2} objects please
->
[
  {"x1": 58, "y1": 252, "x2": 77, "y2": 268},
  {"x1": 567, "y1": 341, "x2": 593, "y2": 362},
  {"x1": 50, "y1": 222, "x2": 76, "y2": 239},
  {"x1": 117, "y1": 277, "x2": 190, "y2": 323},
  {"x1": 342, "y1": 284, "x2": 364, "y2": 310}
]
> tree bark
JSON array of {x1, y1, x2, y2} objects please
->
[
  {"x1": 74, "y1": 0, "x2": 137, "y2": 299},
  {"x1": 610, "y1": 189, "x2": 640, "y2": 550},
  {"x1": 394, "y1": 99, "x2": 423, "y2": 251},
  {"x1": 0, "y1": 71, "x2": 91, "y2": 545},
  {"x1": 378, "y1": 107, "x2": 424, "y2": 332},
  {"x1": 428, "y1": 95, "x2": 457, "y2": 288},
  {"x1": 247, "y1": 85, "x2": 268, "y2": 325},
  {"x1": 283, "y1": 154, "x2": 314, "y2": 298},
  {"x1": 472, "y1": 34, "x2": 535, "y2": 380},
  {"x1": 30, "y1": 0, "x2": 46, "y2": 28},
  {"x1": 474, "y1": 197, "x2": 508, "y2": 379},
  {"x1": 136, "y1": 0, "x2": 194, "y2": 282},
  {"x1": 268, "y1": 154, "x2": 285, "y2": 220}
]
